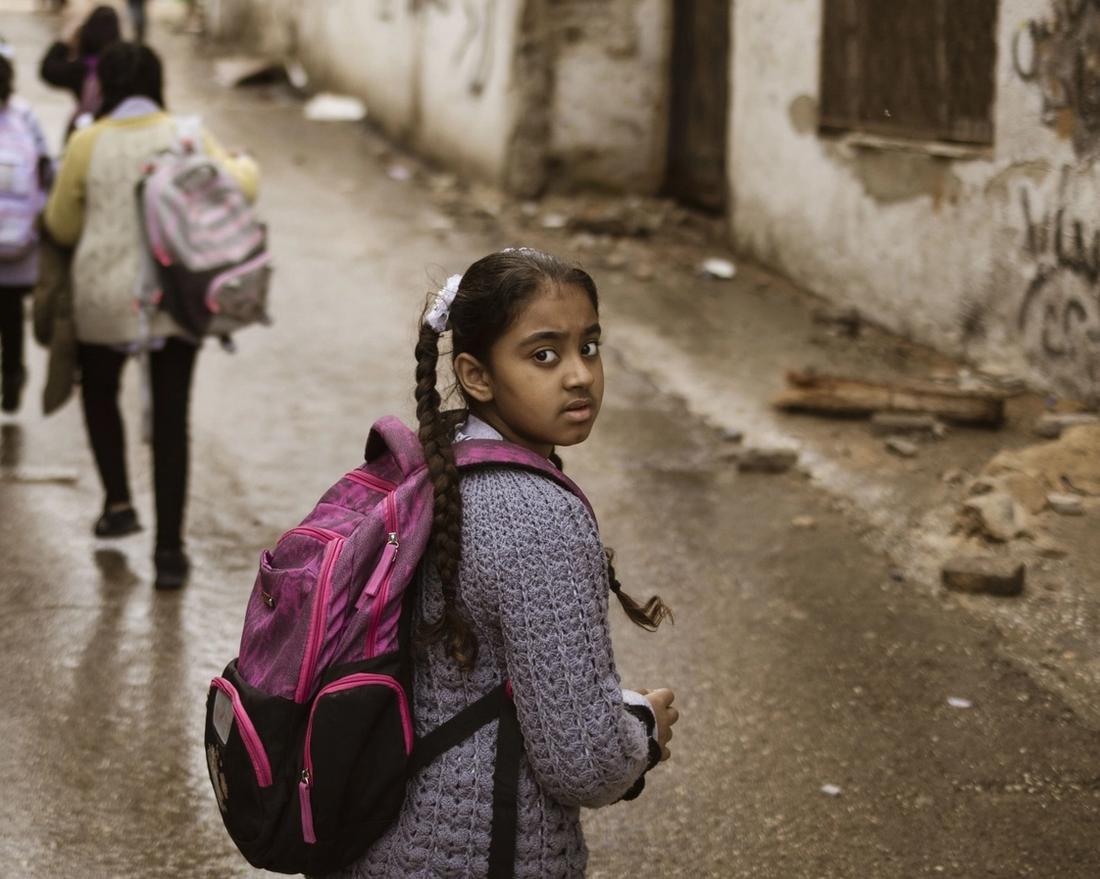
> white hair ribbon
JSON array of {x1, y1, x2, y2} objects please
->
[{"x1": 425, "y1": 274, "x2": 462, "y2": 333}]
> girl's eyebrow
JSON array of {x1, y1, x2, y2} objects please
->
[{"x1": 518, "y1": 323, "x2": 602, "y2": 346}]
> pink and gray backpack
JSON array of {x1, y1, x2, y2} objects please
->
[
  {"x1": 204, "y1": 417, "x2": 594, "y2": 876},
  {"x1": 138, "y1": 118, "x2": 271, "y2": 341}
]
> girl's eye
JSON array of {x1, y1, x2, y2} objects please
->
[
  {"x1": 581, "y1": 340, "x2": 600, "y2": 357},
  {"x1": 533, "y1": 349, "x2": 560, "y2": 364}
]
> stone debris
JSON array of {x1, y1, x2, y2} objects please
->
[
  {"x1": 540, "y1": 212, "x2": 569, "y2": 230},
  {"x1": 1034, "y1": 412, "x2": 1100, "y2": 439},
  {"x1": 385, "y1": 164, "x2": 413, "y2": 182},
  {"x1": 983, "y1": 424, "x2": 1100, "y2": 496},
  {"x1": 700, "y1": 257, "x2": 736, "y2": 280},
  {"x1": 567, "y1": 200, "x2": 663, "y2": 237},
  {"x1": 942, "y1": 469, "x2": 967, "y2": 485},
  {"x1": 885, "y1": 437, "x2": 919, "y2": 458},
  {"x1": 737, "y1": 447, "x2": 798, "y2": 474},
  {"x1": 303, "y1": 93, "x2": 368, "y2": 122},
  {"x1": 958, "y1": 492, "x2": 1031, "y2": 542},
  {"x1": 942, "y1": 556, "x2": 1026, "y2": 596},
  {"x1": 968, "y1": 472, "x2": 1048, "y2": 515},
  {"x1": 720, "y1": 426, "x2": 744, "y2": 444},
  {"x1": 811, "y1": 305, "x2": 862, "y2": 338},
  {"x1": 870, "y1": 412, "x2": 945, "y2": 436},
  {"x1": 1046, "y1": 493, "x2": 1085, "y2": 516},
  {"x1": 791, "y1": 515, "x2": 817, "y2": 529},
  {"x1": 1033, "y1": 536, "x2": 1069, "y2": 559}
]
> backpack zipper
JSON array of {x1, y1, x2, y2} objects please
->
[
  {"x1": 365, "y1": 490, "x2": 399, "y2": 656},
  {"x1": 298, "y1": 673, "x2": 413, "y2": 844},
  {"x1": 343, "y1": 470, "x2": 396, "y2": 493},
  {"x1": 289, "y1": 528, "x2": 346, "y2": 703}
]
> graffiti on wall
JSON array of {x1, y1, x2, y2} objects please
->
[
  {"x1": 410, "y1": 0, "x2": 497, "y2": 96},
  {"x1": 1012, "y1": 0, "x2": 1100, "y2": 157},
  {"x1": 1017, "y1": 185, "x2": 1100, "y2": 398}
]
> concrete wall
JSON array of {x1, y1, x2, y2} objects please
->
[
  {"x1": 206, "y1": 0, "x2": 672, "y2": 197},
  {"x1": 730, "y1": 0, "x2": 1100, "y2": 404},
  {"x1": 547, "y1": 0, "x2": 672, "y2": 192}
]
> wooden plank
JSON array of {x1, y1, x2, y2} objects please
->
[{"x1": 773, "y1": 370, "x2": 1007, "y2": 427}]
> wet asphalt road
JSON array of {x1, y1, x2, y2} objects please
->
[{"x1": 1, "y1": 7, "x2": 1100, "y2": 878}]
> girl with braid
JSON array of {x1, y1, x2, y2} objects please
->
[{"x1": 335, "y1": 247, "x2": 678, "y2": 878}]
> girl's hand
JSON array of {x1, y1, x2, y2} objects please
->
[{"x1": 642, "y1": 688, "x2": 679, "y2": 761}]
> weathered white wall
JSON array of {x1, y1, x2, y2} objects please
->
[
  {"x1": 549, "y1": 0, "x2": 672, "y2": 192},
  {"x1": 731, "y1": 0, "x2": 1100, "y2": 403},
  {"x1": 206, "y1": 0, "x2": 671, "y2": 196},
  {"x1": 207, "y1": 0, "x2": 516, "y2": 183}
]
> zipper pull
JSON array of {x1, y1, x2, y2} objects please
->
[{"x1": 387, "y1": 532, "x2": 400, "y2": 557}]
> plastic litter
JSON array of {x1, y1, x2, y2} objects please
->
[
  {"x1": 820, "y1": 783, "x2": 842, "y2": 797},
  {"x1": 701, "y1": 257, "x2": 736, "y2": 280},
  {"x1": 303, "y1": 93, "x2": 368, "y2": 123},
  {"x1": 947, "y1": 697, "x2": 973, "y2": 709}
]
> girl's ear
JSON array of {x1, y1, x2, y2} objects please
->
[{"x1": 454, "y1": 352, "x2": 494, "y2": 403}]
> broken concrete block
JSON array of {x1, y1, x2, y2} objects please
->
[
  {"x1": 870, "y1": 413, "x2": 943, "y2": 436},
  {"x1": 1034, "y1": 412, "x2": 1099, "y2": 439},
  {"x1": 1033, "y1": 536, "x2": 1069, "y2": 559},
  {"x1": 737, "y1": 447, "x2": 798, "y2": 473},
  {"x1": 942, "y1": 556, "x2": 1025, "y2": 596},
  {"x1": 959, "y1": 492, "x2": 1031, "y2": 542},
  {"x1": 885, "y1": 437, "x2": 919, "y2": 458},
  {"x1": 1047, "y1": 493, "x2": 1085, "y2": 516}
]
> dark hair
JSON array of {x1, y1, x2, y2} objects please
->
[
  {"x1": 78, "y1": 6, "x2": 122, "y2": 58},
  {"x1": 96, "y1": 42, "x2": 164, "y2": 117},
  {"x1": 414, "y1": 248, "x2": 671, "y2": 669},
  {"x1": 0, "y1": 54, "x2": 12, "y2": 106}
]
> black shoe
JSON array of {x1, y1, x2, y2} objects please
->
[
  {"x1": 93, "y1": 506, "x2": 142, "y2": 538},
  {"x1": 154, "y1": 548, "x2": 190, "y2": 590},
  {"x1": 1, "y1": 368, "x2": 26, "y2": 413}
]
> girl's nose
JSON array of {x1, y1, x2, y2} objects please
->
[{"x1": 564, "y1": 355, "x2": 594, "y2": 389}]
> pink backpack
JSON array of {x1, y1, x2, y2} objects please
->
[{"x1": 204, "y1": 416, "x2": 593, "y2": 876}]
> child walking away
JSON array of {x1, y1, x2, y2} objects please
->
[
  {"x1": 351, "y1": 248, "x2": 678, "y2": 877},
  {"x1": 203, "y1": 248, "x2": 676, "y2": 878},
  {"x1": 39, "y1": 4, "x2": 121, "y2": 139},
  {"x1": 0, "y1": 40, "x2": 52, "y2": 414},
  {"x1": 44, "y1": 42, "x2": 259, "y2": 587}
]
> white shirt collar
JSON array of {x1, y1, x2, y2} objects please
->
[{"x1": 453, "y1": 413, "x2": 503, "y2": 443}]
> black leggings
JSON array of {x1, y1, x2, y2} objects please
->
[
  {"x1": 77, "y1": 338, "x2": 198, "y2": 552},
  {"x1": 0, "y1": 289, "x2": 28, "y2": 377}
]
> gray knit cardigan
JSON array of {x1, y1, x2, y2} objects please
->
[{"x1": 330, "y1": 465, "x2": 651, "y2": 878}]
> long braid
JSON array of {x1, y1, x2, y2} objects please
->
[
  {"x1": 414, "y1": 322, "x2": 479, "y2": 669},
  {"x1": 549, "y1": 453, "x2": 672, "y2": 631}
]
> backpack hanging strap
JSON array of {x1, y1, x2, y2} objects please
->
[
  {"x1": 408, "y1": 682, "x2": 509, "y2": 774},
  {"x1": 408, "y1": 682, "x2": 522, "y2": 879}
]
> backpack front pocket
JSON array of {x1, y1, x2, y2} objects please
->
[
  {"x1": 238, "y1": 528, "x2": 347, "y2": 703},
  {"x1": 298, "y1": 670, "x2": 412, "y2": 847},
  {"x1": 205, "y1": 661, "x2": 304, "y2": 864}
]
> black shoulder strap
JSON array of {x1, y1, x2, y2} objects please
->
[{"x1": 408, "y1": 683, "x2": 522, "y2": 879}]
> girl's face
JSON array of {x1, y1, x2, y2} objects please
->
[{"x1": 456, "y1": 282, "x2": 604, "y2": 457}]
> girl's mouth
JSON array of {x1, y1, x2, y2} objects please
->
[{"x1": 562, "y1": 401, "x2": 594, "y2": 422}]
